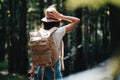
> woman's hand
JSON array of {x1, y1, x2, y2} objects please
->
[{"x1": 46, "y1": 7, "x2": 63, "y2": 20}]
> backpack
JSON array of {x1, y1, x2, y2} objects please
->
[{"x1": 29, "y1": 27, "x2": 59, "y2": 80}]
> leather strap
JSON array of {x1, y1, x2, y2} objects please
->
[
  {"x1": 49, "y1": 27, "x2": 58, "y2": 34},
  {"x1": 41, "y1": 67, "x2": 45, "y2": 80}
]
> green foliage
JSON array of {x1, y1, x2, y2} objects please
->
[
  {"x1": 0, "y1": 62, "x2": 8, "y2": 71},
  {"x1": 0, "y1": 62, "x2": 27, "y2": 80},
  {"x1": 109, "y1": 0, "x2": 120, "y2": 7},
  {"x1": 27, "y1": 0, "x2": 41, "y2": 30},
  {"x1": 66, "y1": 0, "x2": 120, "y2": 11},
  {"x1": 0, "y1": 4, "x2": 1, "y2": 10},
  {"x1": 0, "y1": 73, "x2": 27, "y2": 80}
]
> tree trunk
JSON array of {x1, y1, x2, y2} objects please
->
[
  {"x1": 47, "y1": 0, "x2": 53, "y2": 7},
  {"x1": 39, "y1": 0, "x2": 45, "y2": 22},
  {"x1": 0, "y1": 1, "x2": 6, "y2": 62},
  {"x1": 74, "y1": 8, "x2": 84, "y2": 72},
  {"x1": 7, "y1": 0, "x2": 17, "y2": 73},
  {"x1": 82, "y1": 7, "x2": 90, "y2": 69},
  {"x1": 18, "y1": 0, "x2": 28, "y2": 75},
  {"x1": 110, "y1": 5, "x2": 120, "y2": 54}
]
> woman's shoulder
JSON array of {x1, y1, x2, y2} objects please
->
[
  {"x1": 56, "y1": 26, "x2": 66, "y2": 33},
  {"x1": 54, "y1": 26, "x2": 66, "y2": 38}
]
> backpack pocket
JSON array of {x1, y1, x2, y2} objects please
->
[{"x1": 32, "y1": 53, "x2": 52, "y2": 67}]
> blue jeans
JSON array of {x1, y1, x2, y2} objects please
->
[{"x1": 37, "y1": 59, "x2": 63, "y2": 80}]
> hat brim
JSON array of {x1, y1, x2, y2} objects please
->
[{"x1": 41, "y1": 17, "x2": 60, "y2": 22}]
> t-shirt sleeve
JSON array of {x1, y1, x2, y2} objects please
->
[
  {"x1": 55, "y1": 26, "x2": 66, "y2": 38},
  {"x1": 53, "y1": 26, "x2": 66, "y2": 52}
]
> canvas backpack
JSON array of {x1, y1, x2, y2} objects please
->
[{"x1": 29, "y1": 27, "x2": 59, "y2": 80}]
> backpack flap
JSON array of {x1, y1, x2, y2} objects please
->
[
  {"x1": 29, "y1": 31, "x2": 49, "y2": 46},
  {"x1": 30, "y1": 31, "x2": 41, "y2": 41},
  {"x1": 29, "y1": 31, "x2": 41, "y2": 46}
]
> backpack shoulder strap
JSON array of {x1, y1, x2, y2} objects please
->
[
  {"x1": 49, "y1": 27, "x2": 58, "y2": 34},
  {"x1": 60, "y1": 40, "x2": 65, "y2": 71},
  {"x1": 38, "y1": 27, "x2": 57, "y2": 37}
]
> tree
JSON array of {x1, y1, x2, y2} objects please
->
[
  {"x1": 7, "y1": 0, "x2": 18, "y2": 73},
  {"x1": 18, "y1": 0, "x2": 28, "y2": 75},
  {"x1": 110, "y1": 5, "x2": 120, "y2": 54},
  {"x1": 5, "y1": 0, "x2": 28, "y2": 75},
  {"x1": 0, "y1": 1, "x2": 6, "y2": 62}
]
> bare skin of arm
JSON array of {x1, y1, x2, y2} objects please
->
[
  {"x1": 28, "y1": 65, "x2": 35, "y2": 74},
  {"x1": 59, "y1": 15, "x2": 80, "y2": 33}
]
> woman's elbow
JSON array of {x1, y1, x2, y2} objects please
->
[{"x1": 76, "y1": 18, "x2": 80, "y2": 24}]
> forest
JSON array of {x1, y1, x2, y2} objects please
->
[{"x1": 0, "y1": 0, "x2": 120, "y2": 80}]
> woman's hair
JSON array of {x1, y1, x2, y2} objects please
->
[{"x1": 43, "y1": 22, "x2": 60, "y2": 30}]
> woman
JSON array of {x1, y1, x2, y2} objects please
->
[{"x1": 29, "y1": 6, "x2": 80, "y2": 80}]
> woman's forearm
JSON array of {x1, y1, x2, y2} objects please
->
[
  {"x1": 60, "y1": 14, "x2": 80, "y2": 23},
  {"x1": 60, "y1": 14, "x2": 80, "y2": 33}
]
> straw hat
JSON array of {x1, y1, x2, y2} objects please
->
[{"x1": 41, "y1": 7, "x2": 60, "y2": 22}]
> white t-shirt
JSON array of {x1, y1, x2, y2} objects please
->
[{"x1": 53, "y1": 27, "x2": 66, "y2": 55}]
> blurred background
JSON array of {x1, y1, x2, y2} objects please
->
[{"x1": 0, "y1": 0, "x2": 120, "y2": 80}]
